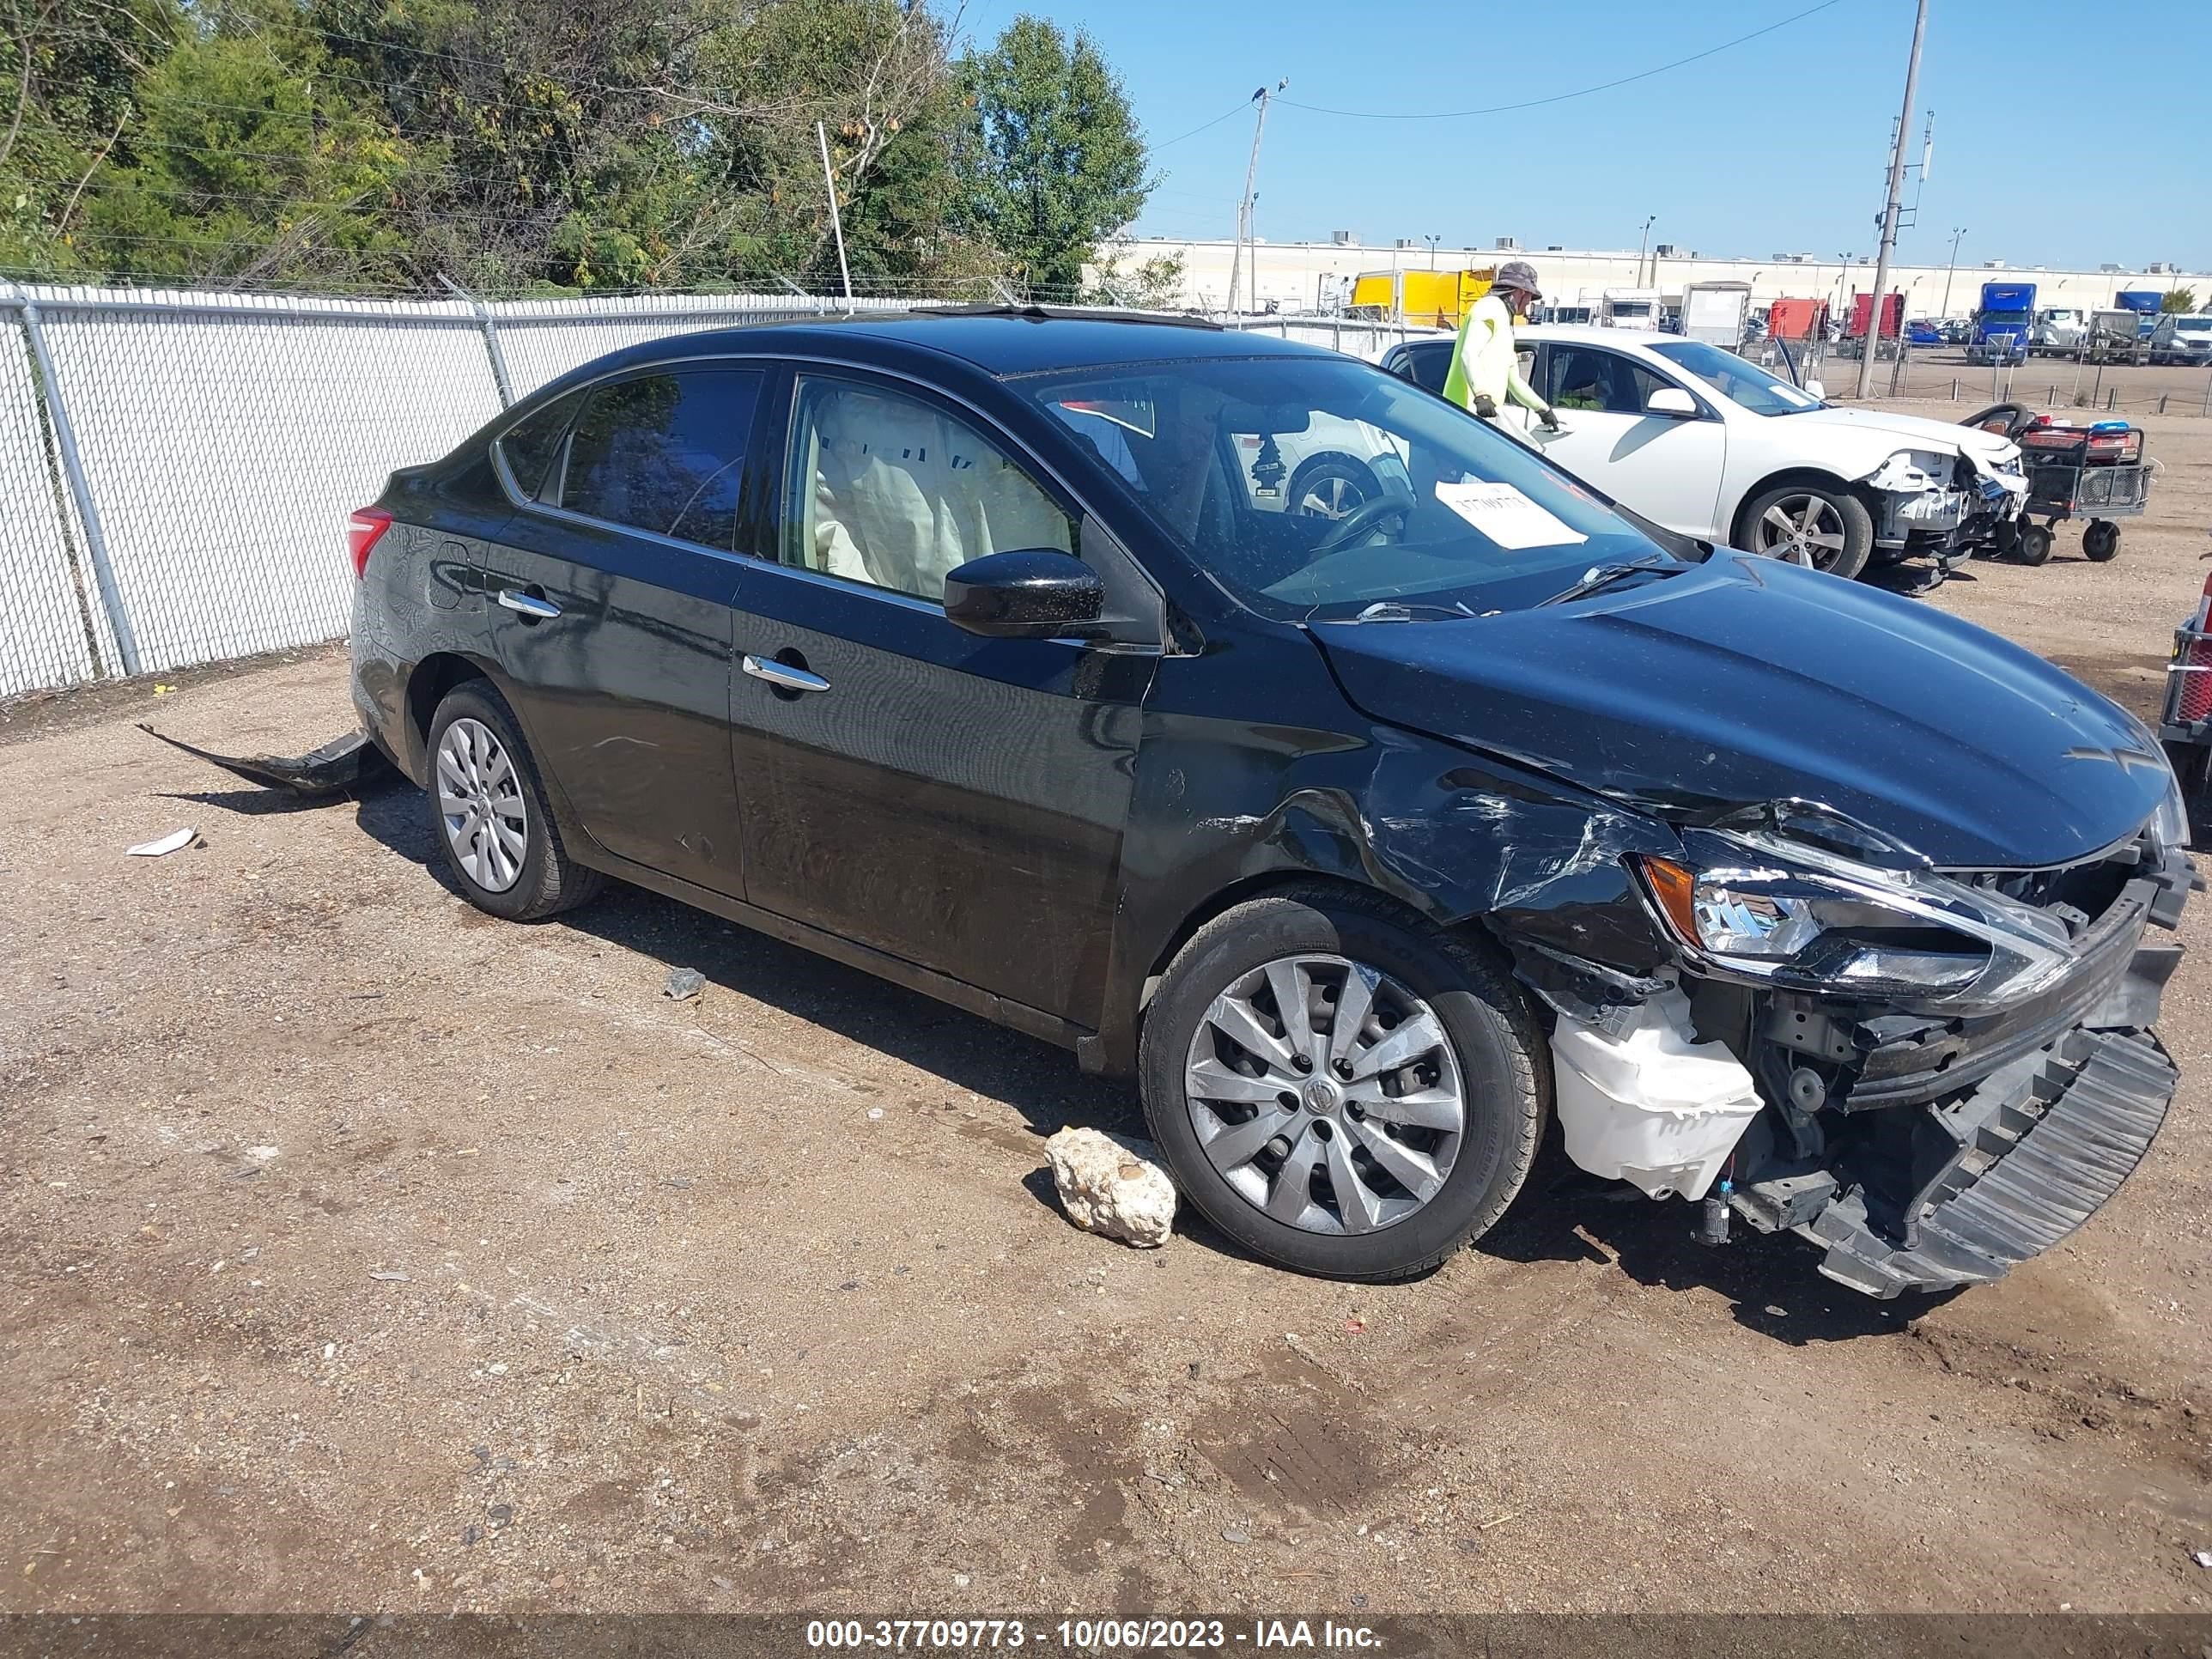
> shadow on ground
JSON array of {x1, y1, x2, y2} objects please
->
[{"x1": 337, "y1": 771, "x2": 1929, "y2": 1334}]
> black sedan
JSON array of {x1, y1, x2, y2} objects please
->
[{"x1": 346, "y1": 307, "x2": 2191, "y2": 1294}]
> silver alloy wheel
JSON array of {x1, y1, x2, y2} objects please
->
[
  {"x1": 435, "y1": 716, "x2": 529, "y2": 894},
  {"x1": 1293, "y1": 470, "x2": 1371, "y2": 521},
  {"x1": 1753, "y1": 493, "x2": 1846, "y2": 568},
  {"x1": 1182, "y1": 953, "x2": 1465, "y2": 1235}
]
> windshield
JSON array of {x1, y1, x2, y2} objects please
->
[
  {"x1": 1647, "y1": 340, "x2": 1822, "y2": 416},
  {"x1": 2176, "y1": 318, "x2": 2212, "y2": 335},
  {"x1": 1020, "y1": 355, "x2": 1670, "y2": 619}
]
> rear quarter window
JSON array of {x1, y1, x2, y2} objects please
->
[{"x1": 496, "y1": 391, "x2": 583, "y2": 499}]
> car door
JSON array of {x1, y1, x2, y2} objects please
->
[
  {"x1": 478, "y1": 363, "x2": 763, "y2": 898},
  {"x1": 726, "y1": 368, "x2": 1161, "y2": 1025},
  {"x1": 1522, "y1": 343, "x2": 1729, "y2": 536}
]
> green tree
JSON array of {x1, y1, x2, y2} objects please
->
[
  {"x1": 1085, "y1": 235, "x2": 1185, "y2": 308},
  {"x1": 959, "y1": 15, "x2": 1148, "y2": 298},
  {"x1": 2161, "y1": 287, "x2": 2197, "y2": 313},
  {"x1": 72, "y1": 20, "x2": 413, "y2": 285}
]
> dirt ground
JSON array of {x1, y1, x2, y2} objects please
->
[{"x1": 3, "y1": 411, "x2": 2211, "y2": 1620}]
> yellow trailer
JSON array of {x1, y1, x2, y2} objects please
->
[{"x1": 1347, "y1": 266, "x2": 1494, "y2": 327}]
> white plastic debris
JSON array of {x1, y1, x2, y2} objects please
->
[
  {"x1": 126, "y1": 828, "x2": 198, "y2": 857},
  {"x1": 2194, "y1": 1549, "x2": 2212, "y2": 1569},
  {"x1": 1045, "y1": 1127, "x2": 1177, "y2": 1249},
  {"x1": 1550, "y1": 988, "x2": 1763, "y2": 1200}
]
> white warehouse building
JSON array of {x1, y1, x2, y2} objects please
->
[{"x1": 1121, "y1": 235, "x2": 2204, "y2": 320}]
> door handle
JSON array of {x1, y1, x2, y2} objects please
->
[
  {"x1": 743, "y1": 653, "x2": 831, "y2": 694},
  {"x1": 497, "y1": 588, "x2": 562, "y2": 621}
]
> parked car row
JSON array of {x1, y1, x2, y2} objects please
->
[
  {"x1": 328, "y1": 306, "x2": 2189, "y2": 1303},
  {"x1": 1376, "y1": 328, "x2": 2025, "y2": 580}
]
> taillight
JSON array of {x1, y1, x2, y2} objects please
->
[
  {"x1": 2180, "y1": 571, "x2": 2212, "y2": 726},
  {"x1": 348, "y1": 507, "x2": 392, "y2": 580}
]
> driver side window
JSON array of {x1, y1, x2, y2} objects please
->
[{"x1": 782, "y1": 376, "x2": 1075, "y2": 604}]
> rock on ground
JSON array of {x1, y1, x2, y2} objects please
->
[{"x1": 1044, "y1": 1127, "x2": 1177, "y2": 1249}]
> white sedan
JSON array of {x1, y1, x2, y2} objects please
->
[{"x1": 1377, "y1": 326, "x2": 2026, "y2": 580}]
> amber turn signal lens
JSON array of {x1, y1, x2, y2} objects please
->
[{"x1": 1638, "y1": 855, "x2": 1700, "y2": 944}]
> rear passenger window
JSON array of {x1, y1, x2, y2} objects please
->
[
  {"x1": 497, "y1": 391, "x2": 583, "y2": 499},
  {"x1": 558, "y1": 368, "x2": 763, "y2": 551}
]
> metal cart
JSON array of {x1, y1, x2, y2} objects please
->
[{"x1": 2013, "y1": 421, "x2": 2150, "y2": 564}]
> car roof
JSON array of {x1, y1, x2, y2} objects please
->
[
  {"x1": 550, "y1": 306, "x2": 1327, "y2": 386},
  {"x1": 1516, "y1": 325, "x2": 1678, "y2": 350}
]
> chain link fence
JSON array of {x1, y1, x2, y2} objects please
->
[{"x1": 0, "y1": 283, "x2": 921, "y2": 698}]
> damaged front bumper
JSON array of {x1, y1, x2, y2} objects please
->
[
  {"x1": 1864, "y1": 451, "x2": 2027, "y2": 557},
  {"x1": 1519, "y1": 830, "x2": 2196, "y2": 1298}
]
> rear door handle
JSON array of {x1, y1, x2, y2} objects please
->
[
  {"x1": 497, "y1": 588, "x2": 562, "y2": 620},
  {"x1": 742, "y1": 653, "x2": 830, "y2": 694}
]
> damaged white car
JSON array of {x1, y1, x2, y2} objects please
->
[{"x1": 1381, "y1": 329, "x2": 2027, "y2": 581}]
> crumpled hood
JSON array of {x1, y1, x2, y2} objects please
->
[
  {"x1": 1315, "y1": 555, "x2": 2168, "y2": 869},
  {"x1": 1800, "y1": 404, "x2": 2019, "y2": 464}
]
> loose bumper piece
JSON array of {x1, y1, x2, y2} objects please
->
[{"x1": 138, "y1": 724, "x2": 393, "y2": 797}]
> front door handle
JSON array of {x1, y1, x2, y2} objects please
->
[
  {"x1": 743, "y1": 653, "x2": 831, "y2": 694},
  {"x1": 497, "y1": 587, "x2": 562, "y2": 621}
]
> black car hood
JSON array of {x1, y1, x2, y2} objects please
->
[{"x1": 1313, "y1": 554, "x2": 2168, "y2": 870}]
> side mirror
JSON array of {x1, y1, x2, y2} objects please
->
[
  {"x1": 1804, "y1": 378, "x2": 1827, "y2": 401},
  {"x1": 944, "y1": 549, "x2": 1104, "y2": 640},
  {"x1": 1645, "y1": 387, "x2": 1700, "y2": 418}
]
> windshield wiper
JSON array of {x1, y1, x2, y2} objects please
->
[
  {"x1": 1534, "y1": 553, "x2": 1676, "y2": 608},
  {"x1": 1342, "y1": 599, "x2": 1483, "y2": 623}
]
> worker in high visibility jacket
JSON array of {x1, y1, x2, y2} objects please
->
[{"x1": 1443, "y1": 260, "x2": 1559, "y2": 430}]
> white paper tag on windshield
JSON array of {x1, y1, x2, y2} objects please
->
[{"x1": 1433, "y1": 480, "x2": 1587, "y2": 550}]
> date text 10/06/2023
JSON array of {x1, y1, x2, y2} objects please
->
[{"x1": 804, "y1": 1619, "x2": 1384, "y2": 1650}]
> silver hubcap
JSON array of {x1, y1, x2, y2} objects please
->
[
  {"x1": 435, "y1": 717, "x2": 529, "y2": 893},
  {"x1": 1183, "y1": 953, "x2": 1465, "y2": 1236},
  {"x1": 1755, "y1": 495, "x2": 1846, "y2": 568},
  {"x1": 1294, "y1": 471, "x2": 1369, "y2": 521}
]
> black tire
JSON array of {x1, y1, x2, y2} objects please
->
[
  {"x1": 1138, "y1": 885, "x2": 1545, "y2": 1281},
  {"x1": 1990, "y1": 517, "x2": 2021, "y2": 557},
  {"x1": 2018, "y1": 523, "x2": 2055, "y2": 566},
  {"x1": 2082, "y1": 520, "x2": 2120, "y2": 562},
  {"x1": 1285, "y1": 453, "x2": 1382, "y2": 523},
  {"x1": 424, "y1": 680, "x2": 604, "y2": 921},
  {"x1": 1737, "y1": 479, "x2": 1875, "y2": 581}
]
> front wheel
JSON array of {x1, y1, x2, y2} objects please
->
[
  {"x1": 2082, "y1": 520, "x2": 2120, "y2": 562},
  {"x1": 1739, "y1": 481, "x2": 1875, "y2": 580},
  {"x1": 1139, "y1": 887, "x2": 1544, "y2": 1281},
  {"x1": 2017, "y1": 522, "x2": 2055, "y2": 566}
]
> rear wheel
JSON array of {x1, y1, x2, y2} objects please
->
[
  {"x1": 426, "y1": 681, "x2": 603, "y2": 921},
  {"x1": 1740, "y1": 481, "x2": 1875, "y2": 580},
  {"x1": 2082, "y1": 520, "x2": 2120, "y2": 562},
  {"x1": 1139, "y1": 887, "x2": 1544, "y2": 1281}
]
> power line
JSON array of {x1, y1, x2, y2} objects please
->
[
  {"x1": 1150, "y1": 100, "x2": 1251, "y2": 151},
  {"x1": 1278, "y1": 0, "x2": 1845, "y2": 120}
]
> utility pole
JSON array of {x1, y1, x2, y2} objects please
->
[
  {"x1": 1856, "y1": 0, "x2": 1928, "y2": 398},
  {"x1": 1940, "y1": 225, "x2": 1966, "y2": 319},
  {"x1": 1224, "y1": 79, "x2": 1286, "y2": 319},
  {"x1": 1636, "y1": 215, "x2": 1656, "y2": 288}
]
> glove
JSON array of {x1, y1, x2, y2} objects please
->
[
  {"x1": 1471, "y1": 392, "x2": 1498, "y2": 419},
  {"x1": 1539, "y1": 405, "x2": 1562, "y2": 432}
]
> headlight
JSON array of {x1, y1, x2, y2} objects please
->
[
  {"x1": 1637, "y1": 827, "x2": 2079, "y2": 1008},
  {"x1": 1641, "y1": 855, "x2": 1988, "y2": 994},
  {"x1": 2152, "y1": 759, "x2": 2189, "y2": 849}
]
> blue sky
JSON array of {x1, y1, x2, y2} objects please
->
[{"x1": 960, "y1": 0, "x2": 2211, "y2": 271}]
